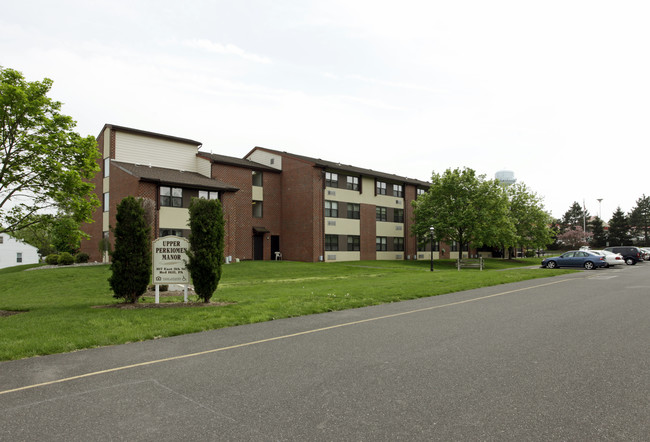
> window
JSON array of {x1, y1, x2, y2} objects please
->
[
  {"x1": 347, "y1": 203, "x2": 360, "y2": 219},
  {"x1": 347, "y1": 236, "x2": 360, "y2": 251},
  {"x1": 376, "y1": 237, "x2": 387, "y2": 251},
  {"x1": 325, "y1": 200, "x2": 338, "y2": 217},
  {"x1": 325, "y1": 172, "x2": 338, "y2": 188},
  {"x1": 160, "y1": 229, "x2": 183, "y2": 237},
  {"x1": 16, "y1": 252, "x2": 22, "y2": 263},
  {"x1": 0, "y1": 236, "x2": 3, "y2": 244},
  {"x1": 252, "y1": 201, "x2": 263, "y2": 218},
  {"x1": 103, "y1": 192, "x2": 109, "y2": 212},
  {"x1": 451, "y1": 241, "x2": 458, "y2": 252},
  {"x1": 199, "y1": 190, "x2": 219, "y2": 200},
  {"x1": 325, "y1": 235, "x2": 339, "y2": 251},
  {"x1": 393, "y1": 184, "x2": 403, "y2": 197},
  {"x1": 252, "y1": 171, "x2": 263, "y2": 187},
  {"x1": 376, "y1": 181, "x2": 387, "y2": 195},
  {"x1": 346, "y1": 176, "x2": 359, "y2": 191},
  {"x1": 417, "y1": 188, "x2": 426, "y2": 196},
  {"x1": 394, "y1": 209, "x2": 404, "y2": 223},
  {"x1": 103, "y1": 158, "x2": 110, "y2": 178},
  {"x1": 394, "y1": 238, "x2": 404, "y2": 251},
  {"x1": 160, "y1": 186, "x2": 182, "y2": 207},
  {"x1": 376, "y1": 206, "x2": 387, "y2": 222}
]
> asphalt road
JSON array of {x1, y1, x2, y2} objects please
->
[{"x1": 1, "y1": 265, "x2": 648, "y2": 441}]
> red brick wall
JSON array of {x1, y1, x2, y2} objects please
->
[
  {"x1": 211, "y1": 163, "x2": 281, "y2": 260},
  {"x1": 278, "y1": 156, "x2": 323, "y2": 262},
  {"x1": 360, "y1": 203, "x2": 377, "y2": 260},
  {"x1": 404, "y1": 184, "x2": 417, "y2": 259}
]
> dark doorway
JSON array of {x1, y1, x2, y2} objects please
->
[
  {"x1": 253, "y1": 234, "x2": 264, "y2": 260},
  {"x1": 271, "y1": 235, "x2": 280, "y2": 260}
]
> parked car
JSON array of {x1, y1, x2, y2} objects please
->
[
  {"x1": 602, "y1": 246, "x2": 644, "y2": 265},
  {"x1": 590, "y1": 250, "x2": 625, "y2": 267},
  {"x1": 640, "y1": 248, "x2": 650, "y2": 261},
  {"x1": 541, "y1": 250, "x2": 607, "y2": 270}
]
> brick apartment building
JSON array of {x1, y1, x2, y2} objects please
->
[{"x1": 81, "y1": 124, "x2": 466, "y2": 263}]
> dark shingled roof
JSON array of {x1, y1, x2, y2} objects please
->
[
  {"x1": 197, "y1": 152, "x2": 278, "y2": 172},
  {"x1": 101, "y1": 124, "x2": 202, "y2": 147},
  {"x1": 250, "y1": 147, "x2": 430, "y2": 187},
  {"x1": 112, "y1": 161, "x2": 239, "y2": 192}
]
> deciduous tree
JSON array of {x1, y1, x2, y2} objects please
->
[
  {"x1": 412, "y1": 167, "x2": 514, "y2": 259},
  {"x1": 0, "y1": 67, "x2": 99, "y2": 235},
  {"x1": 506, "y1": 183, "x2": 554, "y2": 254}
]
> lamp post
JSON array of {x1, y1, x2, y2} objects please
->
[{"x1": 429, "y1": 226, "x2": 435, "y2": 271}]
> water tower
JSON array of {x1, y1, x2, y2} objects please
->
[{"x1": 495, "y1": 170, "x2": 516, "y2": 186}]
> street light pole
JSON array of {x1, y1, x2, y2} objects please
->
[{"x1": 429, "y1": 226, "x2": 435, "y2": 272}]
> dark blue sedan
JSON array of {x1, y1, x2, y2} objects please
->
[{"x1": 541, "y1": 250, "x2": 607, "y2": 270}]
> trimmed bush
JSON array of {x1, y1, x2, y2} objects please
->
[
  {"x1": 108, "y1": 196, "x2": 152, "y2": 303},
  {"x1": 186, "y1": 198, "x2": 225, "y2": 302},
  {"x1": 45, "y1": 254, "x2": 59, "y2": 265},
  {"x1": 57, "y1": 252, "x2": 74, "y2": 265},
  {"x1": 74, "y1": 252, "x2": 89, "y2": 263}
]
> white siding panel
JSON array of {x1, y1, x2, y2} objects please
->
[
  {"x1": 115, "y1": 132, "x2": 199, "y2": 172},
  {"x1": 247, "y1": 150, "x2": 282, "y2": 170}
]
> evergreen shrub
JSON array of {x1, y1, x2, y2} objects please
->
[
  {"x1": 74, "y1": 252, "x2": 89, "y2": 263},
  {"x1": 108, "y1": 196, "x2": 152, "y2": 303},
  {"x1": 57, "y1": 252, "x2": 74, "y2": 265},
  {"x1": 186, "y1": 198, "x2": 225, "y2": 302}
]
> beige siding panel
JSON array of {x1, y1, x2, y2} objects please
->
[
  {"x1": 376, "y1": 251, "x2": 403, "y2": 261},
  {"x1": 103, "y1": 128, "x2": 111, "y2": 158},
  {"x1": 417, "y1": 252, "x2": 440, "y2": 260},
  {"x1": 376, "y1": 222, "x2": 404, "y2": 237},
  {"x1": 103, "y1": 177, "x2": 109, "y2": 193},
  {"x1": 247, "y1": 151, "x2": 282, "y2": 170},
  {"x1": 326, "y1": 178, "x2": 403, "y2": 208},
  {"x1": 252, "y1": 186, "x2": 263, "y2": 201},
  {"x1": 324, "y1": 218, "x2": 360, "y2": 235},
  {"x1": 102, "y1": 211, "x2": 109, "y2": 231},
  {"x1": 196, "y1": 156, "x2": 211, "y2": 178},
  {"x1": 324, "y1": 251, "x2": 360, "y2": 262},
  {"x1": 115, "y1": 132, "x2": 199, "y2": 172},
  {"x1": 159, "y1": 207, "x2": 190, "y2": 229}
]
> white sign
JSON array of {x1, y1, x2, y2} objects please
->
[{"x1": 152, "y1": 236, "x2": 190, "y2": 285}]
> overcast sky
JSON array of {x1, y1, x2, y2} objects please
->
[{"x1": 2, "y1": 0, "x2": 649, "y2": 221}]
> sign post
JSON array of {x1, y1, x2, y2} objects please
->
[{"x1": 152, "y1": 236, "x2": 190, "y2": 303}]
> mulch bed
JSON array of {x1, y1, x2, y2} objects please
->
[{"x1": 0, "y1": 310, "x2": 27, "y2": 317}]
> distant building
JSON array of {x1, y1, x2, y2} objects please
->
[
  {"x1": 0, "y1": 233, "x2": 40, "y2": 269},
  {"x1": 495, "y1": 170, "x2": 516, "y2": 186}
]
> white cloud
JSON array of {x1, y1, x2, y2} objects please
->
[{"x1": 183, "y1": 39, "x2": 271, "y2": 64}]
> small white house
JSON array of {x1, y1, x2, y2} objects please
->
[{"x1": 0, "y1": 233, "x2": 40, "y2": 269}]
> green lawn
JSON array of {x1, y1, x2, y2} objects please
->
[{"x1": 0, "y1": 258, "x2": 574, "y2": 361}]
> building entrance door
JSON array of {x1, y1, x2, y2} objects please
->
[
  {"x1": 253, "y1": 234, "x2": 264, "y2": 260},
  {"x1": 270, "y1": 235, "x2": 280, "y2": 260}
]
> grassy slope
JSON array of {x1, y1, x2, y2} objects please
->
[{"x1": 0, "y1": 259, "x2": 573, "y2": 361}]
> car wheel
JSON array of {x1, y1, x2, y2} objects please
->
[
  {"x1": 546, "y1": 261, "x2": 557, "y2": 269},
  {"x1": 625, "y1": 257, "x2": 635, "y2": 265},
  {"x1": 584, "y1": 261, "x2": 595, "y2": 270}
]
